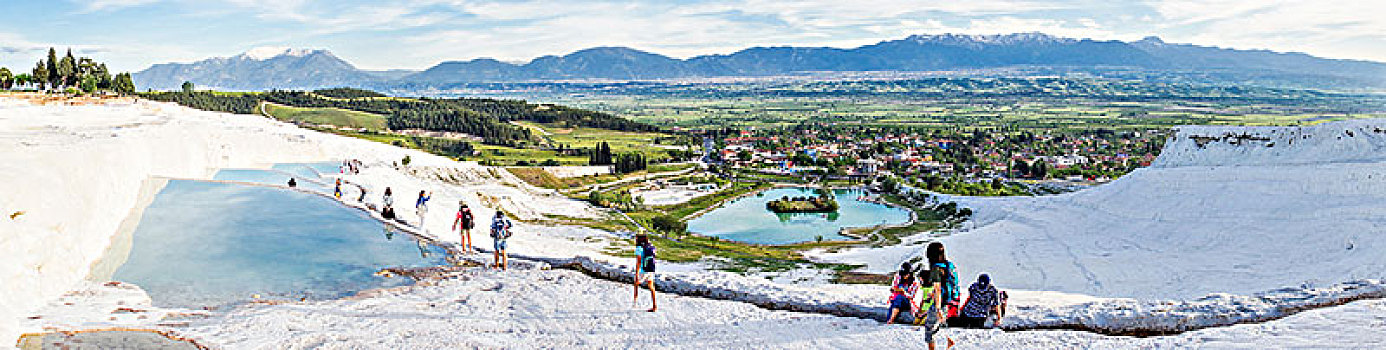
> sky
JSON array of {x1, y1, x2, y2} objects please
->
[{"x1": 0, "y1": 0, "x2": 1384, "y2": 73}]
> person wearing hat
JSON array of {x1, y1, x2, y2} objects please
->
[
  {"x1": 949, "y1": 273, "x2": 1007, "y2": 329},
  {"x1": 451, "y1": 201, "x2": 476, "y2": 253}
]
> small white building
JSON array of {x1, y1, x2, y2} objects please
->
[{"x1": 856, "y1": 159, "x2": 881, "y2": 175}]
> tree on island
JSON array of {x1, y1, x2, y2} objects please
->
[{"x1": 766, "y1": 190, "x2": 839, "y2": 213}]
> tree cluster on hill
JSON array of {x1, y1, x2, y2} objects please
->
[
  {"x1": 1, "y1": 48, "x2": 134, "y2": 94},
  {"x1": 612, "y1": 153, "x2": 647, "y2": 174},
  {"x1": 314, "y1": 87, "x2": 386, "y2": 99},
  {"x1": 586, "y1": 141, "x2": 648, "y2": 173},
  {"x1": 140, "y1": 91, "x2": 262, "y2": 114},
  {"x1": 587, "y1": 189, "x2": 643, "y2": 211},
  {"x1": 436, "y1": 98, "x2": 658, "y2": 132},
  {"x1": 589, "y1": 142, "x2": 614, "y2": 165},
  {"x1": 139, "y1": 89, "x2": 653, "y2": 147}
]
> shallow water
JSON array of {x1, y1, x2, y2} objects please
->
[
  {"x1": 212, "y1": 168, "x2": 332, "y2": 193},
  {"x1": 273, "y1": 161, "x2": 343, "y2": 179},
  {"x1": 686, "y1": 187, "x2": 910, "y2": 245},
  {"x1": 104, "y1": 179, "x2": 447, "y2": 309}
]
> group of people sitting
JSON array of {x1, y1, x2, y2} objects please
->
[{"x1": 886, "y1": 242, "x2": 1008, "y2": 349}]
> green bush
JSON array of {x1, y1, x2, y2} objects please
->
[{"x1": 650, "y1": 214, "x2": 687, "y2": 234}]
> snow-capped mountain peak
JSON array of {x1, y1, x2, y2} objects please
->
[{"x1": 239, "y1": 47, "x2": 320, "y2": 61}]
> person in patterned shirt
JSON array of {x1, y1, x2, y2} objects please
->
[{"x1": 949, "y1": 273, "x2": 1007, "y2": 328}]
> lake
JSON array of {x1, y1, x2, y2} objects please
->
[{"x1": 686, "y1": 187, "x2": 911, "y2": 245}]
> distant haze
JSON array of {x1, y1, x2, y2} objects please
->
[
  {"x1": 2, "y1": 1, "x2": 1386, "y2": 73},
  {"x1": 132, "y1": 33, "x2": 1386, "y2": 91}
]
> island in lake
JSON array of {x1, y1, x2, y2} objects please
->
[{"x1": 765, "y1": 189, "x2": 839, "y2": 213}]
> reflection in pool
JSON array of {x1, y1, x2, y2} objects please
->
[
  {"x1": 686, "y1": 187, "x2": 910, "y2": 245},
  {"x1": 212, "y1": 168, "x2": 331, "y2": 193},
  {"x1": 99, "y1": 179, "x2": 447, "y2": 309}
]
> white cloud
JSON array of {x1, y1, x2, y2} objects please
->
[
  {"x1": 76, "y1": 0, "x2": 163, "y2": 12},
  {"x1": 23, "y1": 0, "x2": 1386, "y2": 70},
  {"x1": 1147, "y1": 0, "x2": 1386, "y2": 61}
]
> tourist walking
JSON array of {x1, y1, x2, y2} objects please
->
[
  {"x1": 334, "y1": 179, "x2": 343, "y2": 199},
  {"x1": 885, "y1": 262, "x2": 919, "y2": 324},
  {"x1": 490, "y1": 211, "x2": 513, "y2": 270},
  {"x1": 415, "y1": 190, "x2": 431, "y2": 229},
  {"x1": 633, "y1": 234, "x2": 658, "y2": 312},
  {"x1": 920, "y1": 242, "x2": 958, "y2": 350},
  {"x1": 451, "y1": 202, "x2": 476, "y2": 253}
]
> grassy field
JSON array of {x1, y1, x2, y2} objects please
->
[
  {"x1": 505, "y1": 163, "x2": 695, "y2": 190},
  {"x1": 261, "y1": 102, "x2": 388, "y2": 131},
  {"x1": 505, "y1": 167, "x2": 621, "y2": 189},
  {"x1": 474, "y1": 144, "x2": 588, "y2": 165},
  {"x1": 516, "y1": 121, "x2": 683, "y2": 155},
  {"x1": 555, "y1": 96, "x2": 1385, "y2": 132}
]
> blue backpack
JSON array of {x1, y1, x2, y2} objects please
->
[
  {"x1": 933, "y1": 261, "x2": 959, "y2": 303},
  {"x1": 640, "y1": 244, "x2": 657, "y2": 272}
]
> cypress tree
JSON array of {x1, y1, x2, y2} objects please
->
[{"x1": 45, "y1": 48, "x2": 58, "y2": 87}]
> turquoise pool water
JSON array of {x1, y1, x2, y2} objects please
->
[
  {"x1": 107, "y1": 178, "x2": 447, "y2": 309},
  {"x1": 272, "y1": 161, "x2": 344, "y2": 179},
  {"x1": 212, "y1": 169, "x2": 332, "y2": 193},
  {"x1": 686, "y1": 187, "x2": 911, "y2": 245}
]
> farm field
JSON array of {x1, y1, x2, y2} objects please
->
[{"x1": 261, "y1": 102, "x2": 388, "y2": 131}]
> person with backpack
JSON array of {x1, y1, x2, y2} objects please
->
[
  {"x1": 950, "y1": 273, "x2": 1007, "y2": 329},
  {"x1": 633, "y1": 234, "x2": 658, "y2": 312},
  {"x1": 451, "y1": 202, "x2": 476, "y2": 253},
  {"x1": 490, "y1": 211, "x2": 513, "y2": 270},
  {"x1": 920, "y1": 242, "x2": 958, "y2": 350},
  {"x1": 885, "y1": 262, "x2": 920, "y2": 324}
]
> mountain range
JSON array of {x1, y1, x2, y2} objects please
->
[{"x1": 133, "y1": 33, "x2": 1386, "y2": 91}]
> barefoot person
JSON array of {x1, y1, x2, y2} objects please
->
[
  {"x1": 451, "y1": 202, "x2": 476, "y2": 253},
  {"x1": 885, "y1": 262, "x2": 919, "y2": 324},
  {"x1": 415, "y1": 190, "x2": 432, "y2": 229},
  {"x1": 490, "y1": 211, "x2": 513, "y2": 270},
  {"x1": 633, "y1": 234, "x2": 658, "y2": 312},
  {"x1": 921, "y1": 242, "x2": 958, "y2": 350},
  {"x1": 381, "y1": 187, "x2": 396, "y2": 220}
]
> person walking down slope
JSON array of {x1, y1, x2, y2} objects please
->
[
  {"x1": 490, "y1": 211, "x2": 513, "y2": 270},
  {"x1": 920, "y1": 242, "x2": 958, "y2": 350},
  {"x1": 451, "y1": 202, "x2": 476, "y2": 253},
  {"x1": 415, "y1": 190, "x2": 432, "y2": 230},
  {"x1": 633, "y1": 234, "x2": 658, "y2": 312},
  {"x1": 885, "y1": 262, "x2": 920, "y2": 324}
]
